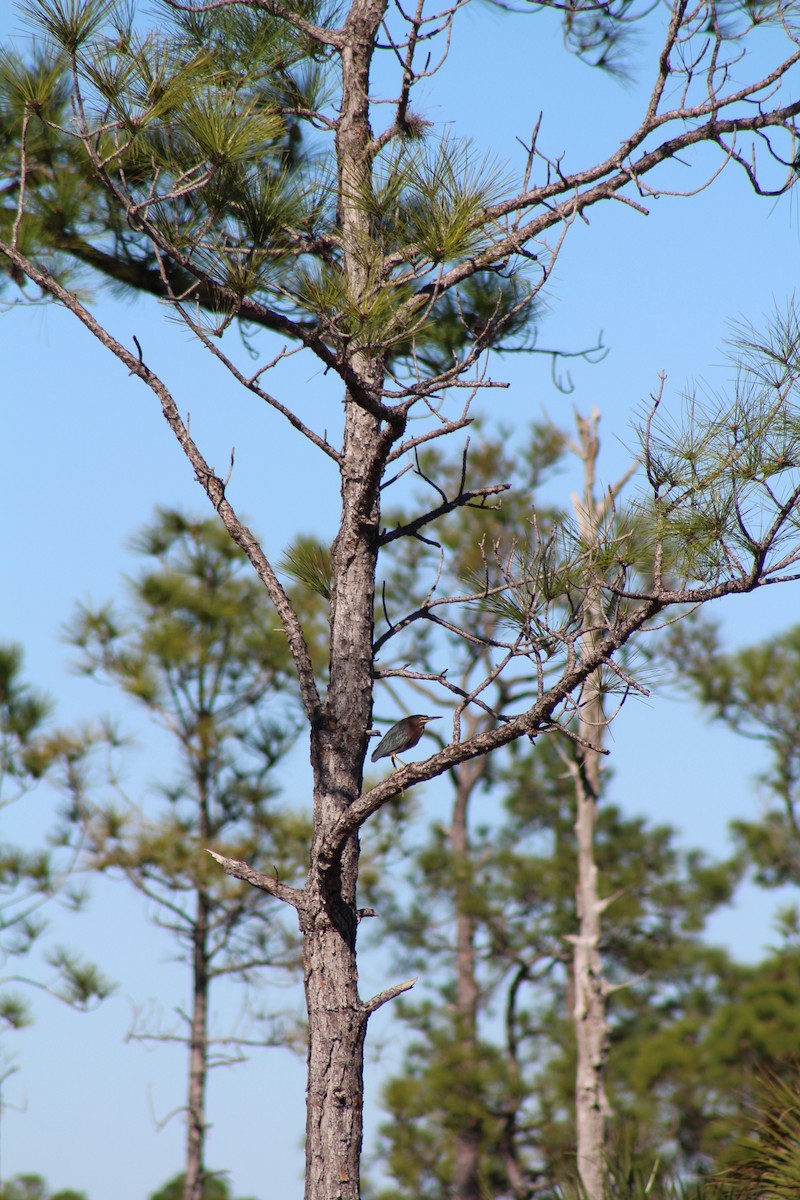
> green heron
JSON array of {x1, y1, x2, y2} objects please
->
[{"x1": 371, "y1": 715, "x2": 441, "y2": 770}]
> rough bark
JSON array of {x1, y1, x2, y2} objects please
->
[
  {"x1": 301, "y1": 896, "x2": 367, "y2": 1200},
  {"x1": 301, "y1": 3, "x2": 393, "y2": 1194},
  {"x1": 300, "y1": 386, "x2": 385, "y2": 1199}
]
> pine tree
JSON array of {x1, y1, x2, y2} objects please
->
[
  {"x1": 365, "y1": 432, "x2": 745, "y2": 1198},
  {"x1": 0, "y1": 644, "x2": 112, "y2": 1036},
  {"x1": 671, "y1": 620, "x2": 800, "y2": 904},
  {"x1": 62, "y1": 509, "x2": 313, "y2": 1200},
  {"x1": 4, "y1": 3, "x2": 800, "y2": 1197}
]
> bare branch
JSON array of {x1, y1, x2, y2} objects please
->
[
  {"x1": 205, "y1": 850, "x2": 306, "y2": 911},
  {"x1": 0, "y1": 239, "x2": 324, "y2": 727},
  {"x1": 380, "y1": 482, "x2": 510, "y2": 546},
  {"x1": 170, "y1": 299, "x2": 343, "y2": 464},
  {"x1": 361, "y1": 975, "x2": 417, "y2": 1015}
]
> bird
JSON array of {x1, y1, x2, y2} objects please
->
[{"x1": 370, "y1": 715, "x2": 441, "y2": 771}]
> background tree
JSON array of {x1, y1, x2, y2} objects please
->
[
  {"x1": 360, "y1": 424, "x2": 566, "y2": 1200},
  {"x1": 149, "y1": 1171, "x2": 257, "y2": 1200},
  {"x1": 0, "y1": 645, "x2": 112, "y2": 1036},
  {"x1": 366, "y1": 729, "x2": 751, "y2": 1198},
  {"x1": 0, "y1": 1175, "x2": 85, "y2": 1200},
  {"x1": 3, "y1": 2, "x2": 800, "y2": 1198},
  {"x1": 368, "y1": 763, "x2": 800, "y2": 1199},
  {"x1": 671, "y1": 620, "x2": 800, "y2": 911},
  {"x1": 659, "y1": 618, "x2": 800, "y2": 1166},
  {"x1": 363, "y1": 430, "x2": 747, "y2": 1200},
  {"x1": 62, "y1": 509, "x2": 312, "y2": 1200}
]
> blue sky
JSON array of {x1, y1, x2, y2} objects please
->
[{"x1": 2, "y1": 1, "x2": 800, "y2": 1198}]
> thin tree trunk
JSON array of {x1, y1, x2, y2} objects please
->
[
  {"x1": 572, "y1": 721, "x2": 609, "y2": 1200},
  {"x1": 570, "y1": 413, "x2": 613, "y2": 1200},
  {"x1": 451, "y1": 753, "x2": 484, "y2": 1200},
  {"x1": 500, "y1": 962, "x2": 534, "y2": 1200},
  {"x1": 185, "y1": 889, "x2": 210, "y2": 1200}
]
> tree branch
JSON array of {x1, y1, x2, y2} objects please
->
[
  {"x1": 361, "y1": 975, "x2": 417, "y2": 1015},
  {"x1": 379, "y1": 482, "x2": 510, "y2": 546},
  {"x1": 206, "y1": 850, "x2": 306, "y2": 911},
  {"x1": 0, "y1": 239, "x2": 324, "y2": 728},
  {"x1": 160, "y1": 0, "x2": 346, "y2": 47}
]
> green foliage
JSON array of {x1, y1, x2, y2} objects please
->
[
  {"x1": 279, "y1": 536, "x2": 332, "y2": 602},
  {"x1": 1, "y1": 0, "x2": 543, "y2": 365},
  {"x1": 3, "y1": 4, "x2": 800, "y2": 1197},
  {"x1": 0, "y1": 1174, "x2": 86, "y2": 1200},
  {"x1": 0, "y1": 43, "x2": 69, "y2": 115},
  {"x1": 0, "y1": 644, "x2": 112, "y2": 1029},
  {"x1": 2, "y1": 0, "x2": 328, "y2": 303},
  {"x1": 367, "y1": 720, "x2": 744, "y2": 1196},
  {"x1": 665, "y1": 611, "x2": 800, "y2": 1187},
  {"x1": 635, "y1": 309, "x2": 800, "y2": 589},
  {"x1": 715, "y1": 1066, "x2": 800, "y2": 1199},
  {"x1": 367, "y1": 419, "x2": 800, "y2": 1195},
  {"x1": 370, "y1": 1016, "x2": 521, "y2": 1200},
  {"x1": 671, "y1": 615, "x2": 800, "y2": 890},
  {"x1": 386, "y1": 269, "x2": 538, "y2": 374},
  {"x1": 381, "y1": 138, "x2": 509, "y2": 266},
  {"x1": 149, "y1": 1171, "x2": 256, "y2": 1200},
  {"x1": 44, "y1": 945, "x2": 114, "y2": 1008},
  {"x1": 71, "y1": 508, "x2": 297, "y2": 714},
  {"x1": 433, "y1": 310, "x2": 800, "y2": 693},
  {"x1": 620, "y1": 950, "x2": 800, "y2": 1174},
  {"x1": 0, "y1": 994, "x2": 32, "y2": 1031},
  {"x1": 19, "y1": 0, "x2": 114, "y2": 53},
  {"x1": 50, "y1": 507, "x2": 322, "y2": 1192},
  {"x1": 63, "y1": 508, "x2": 312, "y2": 916},
  {"x1": 0, "y1": 643, "x2": 52, "y2": 788},
  {"x1": 555, "y1": 1138, "x2": 740, "y2": 1199}
]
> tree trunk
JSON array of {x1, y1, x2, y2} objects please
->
[
  {"x1": 302, "y1": 395, "x2": 380, "y2": 1199},
  {"x1": 572, "y1": 726, "x2": 609, "y2": 1200},
  {"x1": 300, "y1": 1, "x2": 392, "y2": 1195},
  {"x1": 570, "y1": 413, "x2": 613, "y2": 1200},
  {"x1": 185, "y1": 889, "x2": 210, "y2": 1200},
  {"x1": 451, "y1": 754, "x2": 483, "y2": 1200},
  {"x1": 302, "y1": 902, "x2": 367, "y2": 1200}
]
